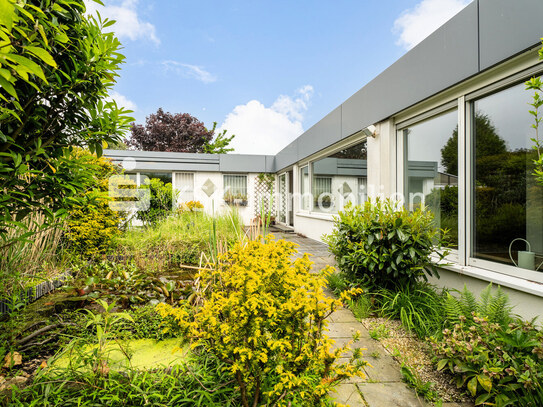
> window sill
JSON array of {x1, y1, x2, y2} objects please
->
[
  {"x1": 295, "y1": 211, "x2": 337, "y2": 221},
  {"x1": 437, "y1": 262, "x2": 543, "y2": 298}
]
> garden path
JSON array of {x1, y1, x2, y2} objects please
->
[{"x1": 275, "y1": 232, "x2": 471, "y2": 407}]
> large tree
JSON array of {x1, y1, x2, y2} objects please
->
[
  {"x1": 127, "y1": 108, "x2": 234, "y2": 153},
  {"x1": 0, "y1": 0, "x2": 133, "y2": 247}
]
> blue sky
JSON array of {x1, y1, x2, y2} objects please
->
[{"x1": 86, "y1": 0, "x2": 472, "y2": 154}]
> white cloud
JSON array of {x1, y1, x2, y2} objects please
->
[
  {"x1": 162, "y1": 61, "x2": 217, "y2": 84},
  {"x1": 393, "y1": 0, "x2": 471, "y2": 50},
  {"x1": 218, "y1": 86, "x2": 314, "y2": 155},
  {"x1": 85, "y1": 0, "x2": 159, "y2": 45},
  {"x1": 108, "y1": 91, "x2": 137, "y2": 111}
]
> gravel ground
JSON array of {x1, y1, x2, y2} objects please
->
[{"x1": 361, "y1": 317, "x2": 471, "y2": 403}]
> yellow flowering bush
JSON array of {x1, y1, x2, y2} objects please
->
[
  {"x1": 177, "y1": 200, "x2": 204, "y2": 213},
  {"x1": 157, "y1": 236, "x2": 366, "y2": 407},
  {"x1": 66, "y1": 149, "x2": 127, "y2": 258}
]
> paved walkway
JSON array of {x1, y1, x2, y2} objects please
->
[{"x1": 274, "y1": 231, "x2": 470, "y2": 407}]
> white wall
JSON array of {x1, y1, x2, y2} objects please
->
[
  {"x1": 186, "y1": 171, "x2": 258, "y2": 225},
  {"x1": 293, "y1": 213, "x2": 335, "y2": 242}
]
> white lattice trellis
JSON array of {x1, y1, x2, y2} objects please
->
[{"x1": 253, "y1": 175, "x2": 276, "y2": 220}]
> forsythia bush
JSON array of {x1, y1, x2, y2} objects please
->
[{"x1": 157, "y1": 237, "x2": 366, "y2": 407}]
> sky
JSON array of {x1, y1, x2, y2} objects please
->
[{"x1": 85, "y1": 0, "x2": 473, "y2": 154}]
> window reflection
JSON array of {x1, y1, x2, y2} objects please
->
[
  {"x1": 140, "y1": 172, "x2": 172, "y2": 185},
  {"x1": 311, "y1": 140, "x2": 367, "y2": 213},
  {"x1": 473, "y1": 82, "x2": 543, "y2": 270},
  {"x1": 405, "y1": 109, "x2": 458, "y2": 248}
]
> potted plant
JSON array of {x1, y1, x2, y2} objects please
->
[{"x1": 224, "y1": 192, "x2": 248, "y2": 206}]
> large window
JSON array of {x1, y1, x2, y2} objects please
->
[
  {"x1": 404, "y1": 109, "x2": 459, "y2": 248},
  {"x1": 223, "y1": 174, "x2": 248, "y2": 205},
  {"x1": 311, "y1": 140, "x2": 367, "y2": 213},
  {"x1": 472, "y1": 81, "x2": 543, "y2": 271}
]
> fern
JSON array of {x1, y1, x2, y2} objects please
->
[
  {"x1": 443, "y1": 292, "x2": 464, "y2": 326},
  {"x1": 443, "y1": 284, "x2": 514, "y2": 329},
  {"x1": 459, "y1": 285, "x2": 478, "y2": 319},
  {"x1": 479, "y1": 286, "x2": 513, "y2": 325}
]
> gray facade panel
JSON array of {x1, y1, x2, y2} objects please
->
[
  {"x1": 219, "y1": 154, "x2": 272, "y2": 173},
  {"x1": 341, "y1": 1, "x2": 479, "y2": 139},
  {"x1": 479, "y1": 0, "x2": 543, "y2": 70},
  {"x1": 104, "y1": 149, "x2": 219, "y2": 163},
  {"x1": 125, "y1": 162, "x2": 220, "y2": 172},
  {"x1": 105, "y1": 150, "x2": 270, "y2": 173},
  {"x1": 297, "y1": 107, "x2": 342, "y2": 159},
  {"x1": 265, "y1": 156, "x2": 275, "y2": 173},
  {"x1": 274, "y1": 140, "x2": 298, "y2": 171}
]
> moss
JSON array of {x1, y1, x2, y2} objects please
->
[{"x1": 53, "y1": 338, "x2": 189, "y2": 371}]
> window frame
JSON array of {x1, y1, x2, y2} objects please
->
[
  {"x1": 173, "y1": 172, "x2": 195, "y2": 203},
  {"x1": 299, "y1": 165, "x2": 311, "y2": 212},
  {"x1": 223, "y1": 174, "x2": 248, "y2": 206}
]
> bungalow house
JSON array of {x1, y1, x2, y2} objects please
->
[{"x1": 106, "y1": 0, "x2": 543, "y2": 321}]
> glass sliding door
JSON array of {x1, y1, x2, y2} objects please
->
[{"x1": 471, "y1": 81, "x2": 543, "y2": 271}]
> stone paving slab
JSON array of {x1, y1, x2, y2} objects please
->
[
  {"x1": 328, "y1": 308, "x2": 361, "y2": 324},
  {"x1": 358, "y1": 383, "x2": 430, "y2": 407},
  {"x1": 329, "y1": 383, "x2": 367, "y2": 406},
  {"x1": 281, "y1": 233, "x2": 437, "y2": 407},
  {"x1": 331, "y1": 336, "x2": 383, "y2": 357},
  {"x1": 363, "y1": 355, "x2": 404, "y2": 382},
  {"x1": 327, "y1": 322, "x2": 369, "y2": 339}
]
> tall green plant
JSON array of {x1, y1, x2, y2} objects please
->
[
  {"x1": 375, "y1": 283, "x2": 446, "y2": 339},
  {"x1": 0, "y1": 0, "x2": 133, "y2": 250},
  {"x1": 324, "y1": 199, "x2": 449, "y2": 289}
]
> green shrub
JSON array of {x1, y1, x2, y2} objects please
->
[
  {"x1": 137, "y1": 178, "x2": 177, "y2": 225},
  {"x1": 324, "y1": 199, "x2": 449, "y2": 290},
  {"x1": 68, "y1": 198, "x2": 123, "y2": 259},
  {"x1": 432, "y1": 317, "x2": 543, "y2": 407},
  {"x1": 375, "y1": 283, "x2": 446, "y2": 339}
]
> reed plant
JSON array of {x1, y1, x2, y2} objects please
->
[
  {"x1": 0, "y1": 212, "x2": 66, "y2": 296},
  {"x1": 116, "y1": 209, "x2": 243, "y2": 271}
]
